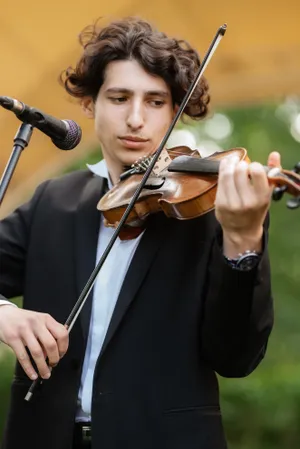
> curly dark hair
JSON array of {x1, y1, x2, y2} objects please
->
[{"x1": 60, "y1": 17, "x2": 210, "y2": 120}]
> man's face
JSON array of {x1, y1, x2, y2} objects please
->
[{"x1": 85, "y1": 59, "x2": 175, "y2": 181}]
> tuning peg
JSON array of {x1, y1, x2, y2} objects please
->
[
  {"x1": 272, "y1": 186, "x2": 287, "y2": 201},
  {"x1": 286, "y1": 196, "x2": 300, "y2": 209},
  {"x1": 293, "y1": 162, "x2": 300, "y2": 174}
]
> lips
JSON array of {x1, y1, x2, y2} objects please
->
[
  {"x1": 118, "y1": 136, "x2": 149, "y2": 149},
  {"x1": 119, "y1": 136, "x2": 149, "y2": 143}
]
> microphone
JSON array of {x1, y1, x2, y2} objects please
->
[{"x1": 0, "y1": 96, "x2": 82, "y2": 150}]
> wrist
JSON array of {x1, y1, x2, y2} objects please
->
[{"x1": 222, "y1": 226, "x2": 263, "y2": 258}]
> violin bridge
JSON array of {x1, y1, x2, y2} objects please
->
[{"x1": 152, "y1": 148, "x2": 172, "y2": 176}]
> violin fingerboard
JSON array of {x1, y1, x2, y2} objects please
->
[{"x1": 168, "y1": 156, "x2": 220, "y2": 174}]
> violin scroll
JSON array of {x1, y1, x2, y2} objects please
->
[{"x1": 271, "y1": 161, "x2": 300, "y2": 209}]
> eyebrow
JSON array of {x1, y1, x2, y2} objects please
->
[{"x1": 105, "y1": 88, "x2": 170, "y2": 97}]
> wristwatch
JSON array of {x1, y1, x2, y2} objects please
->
[{"x1": 224, "y1": 250, "x2": 261, "y2": 271}]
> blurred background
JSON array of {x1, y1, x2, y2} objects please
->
[{"x1": 0, "y1": 1, "x2": 300, "y2": 448}]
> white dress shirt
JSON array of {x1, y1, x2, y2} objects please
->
[
  {"x1": 76, "y1": 160, "x2": 144, "y2": 421},
  {"x1": 0, "y1": 160, "x2": 144, "y2": 423}
]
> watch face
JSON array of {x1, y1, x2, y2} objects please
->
[{"x1": 237, "y1": 253, "x2": 260, "y2": 271}]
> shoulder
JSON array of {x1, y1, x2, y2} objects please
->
[
  {"x1": 44, "y1": 169, "x2": 95, "y2": 192},
  {"x1": 28, "y1": 169, "x2": 104, "y2": 213},
  {"x1": 35, "y1": 169, "x2": 101, "y2": 199}
]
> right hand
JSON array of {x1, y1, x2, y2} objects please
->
[{"x1": 0, "y1": 306, "x2": 69, "y2": 380}]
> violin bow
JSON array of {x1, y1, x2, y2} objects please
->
[{"x1": 24, "y1": 23, "x2": 227, "y2": 401}]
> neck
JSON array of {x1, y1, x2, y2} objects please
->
[
  {"x1": 108, "y1": 169, "x2": 120, "y2": 186},
  {"x1": 101, "y1": 157, "x2": 123, "y2": 186},
  {"x1": 101, "y1": 144, "x2": 132, "y2": 185}
]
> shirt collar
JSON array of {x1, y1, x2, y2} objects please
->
[{"x1": 86, "y1": 159, "x2": 113, "y2": 189}]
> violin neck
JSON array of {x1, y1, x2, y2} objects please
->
[
  {"x1": 168, "y1": 155, "x2": 300, "y2": 198},
  {"x1": 168, "y1": 156, "x2": 280, "y2": 177}
]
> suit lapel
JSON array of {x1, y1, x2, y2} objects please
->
[
  {"x1": 75, "y1": 173, "x2": 105, "y2": 342},
  {"x1": 99, "y1": 214, "x2": 168, "y2": 358}
]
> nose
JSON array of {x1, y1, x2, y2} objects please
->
[{"x1": 126, "y1": 101, "x2": 144, "y2": 130}]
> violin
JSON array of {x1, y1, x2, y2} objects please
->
[{"x1": 97, "y1": 146, "x2": 300, "y2": 233}]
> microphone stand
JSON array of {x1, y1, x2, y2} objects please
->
[
  {"x1": 0, "y1": 123, "x2": 33, "y2": 207},
  {"x1": 24, "y1": 23, "x2": 227, "y2": 402}
]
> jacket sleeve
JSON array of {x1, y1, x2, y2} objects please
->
[
  {"x1": 200, "y1": 218, "x2": 273, "y2": 378},
  {"x1": 0, "y1": 181, "x2": 49, "y2": 301}
]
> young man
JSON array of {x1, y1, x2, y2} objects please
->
[{"x1": 0, "y1": 17, "x2": 279, "y2": 449}]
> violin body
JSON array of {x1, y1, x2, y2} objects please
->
[{"x1": 98, "y1": 147, "x2": 248, "y2": 228}]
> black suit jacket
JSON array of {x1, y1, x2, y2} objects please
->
[{"x1": 0, "y1": 170, "x2": 273, "y2": 449}]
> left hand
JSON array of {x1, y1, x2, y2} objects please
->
[{"x1": 215, "y1": 151, "x2": 281, "y2": 258}]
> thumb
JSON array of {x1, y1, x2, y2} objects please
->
[{"x1": 268, "y1": 151, "x2": 281, "y2": 168}]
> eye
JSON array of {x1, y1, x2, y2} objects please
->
[
  {"x1": 149, "y1": 100, "x2": 165, "y2": 107},
  {"x1": 109, "y1": 97, "x2": 127, "y2": 103}
]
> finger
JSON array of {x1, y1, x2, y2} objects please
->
[
  {"x1": 233, "y1": 160, "x2": 255, "y2": 205},
  {"x1": 22, "y1": 332, "x2": 51, "y2": 379},
  {"x1": 46, "y1": 316, "x2": 69, "y2": 358},
  {"x1": 36, "y1": 327, "x2": 60, "y2": 368},
  {"x1": 267, "y1": 151, "x2": 281, "y2": 168},
  {"x1": 216, "y1": 155, "x2": 241, "y2": 207},
  {"x1": 9, "y1": 339, "x2": 38, "y2": 381},
  {"x1": 249, "y1": 162, "x2": 271, "y2": 201}
]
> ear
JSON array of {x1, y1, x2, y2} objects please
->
[{"x1": 81, "y1": 97, "x2": 95, "y2": 119}]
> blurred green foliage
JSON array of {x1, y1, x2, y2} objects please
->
[
  {"x1": 0, "y1": 103, "x2": 299, "y2": 448},
  {"x1": 208, "y1": 103, "x2": 300, "y2": 448}
]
